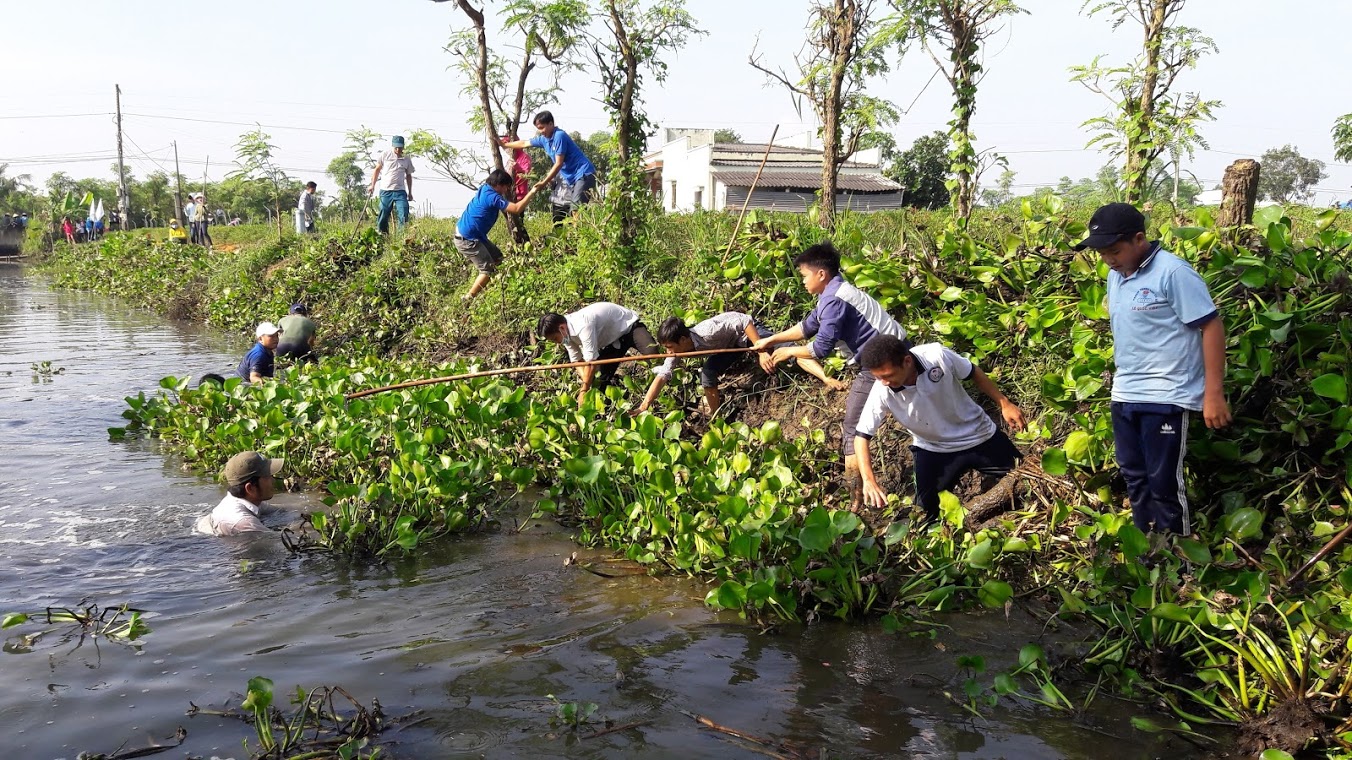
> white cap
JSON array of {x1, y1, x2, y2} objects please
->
[{"x1": 256, "y1": 321, "x2": 282, "y2": 337}]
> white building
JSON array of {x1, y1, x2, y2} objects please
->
[{"x1": 643, "y1": 128, "x2": 905, "y2": 214}]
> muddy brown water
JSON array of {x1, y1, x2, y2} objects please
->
[{"x1": 0, "y1": 263, "x2": 1173, "y2": 759}]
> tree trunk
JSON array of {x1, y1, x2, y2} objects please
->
[
  {"x1": 948, "y1": 8, "x2": 977, "y2": 220},
  {"x1": 457, "y1": 1, "x2": 505, "y2": 174},
  {"x1": 1125, "y1": 0, "x2": 1169, "y2": 205},
  {"x1": 818, "y1": 0, "x2": 854, "y2": 230},
  {"x1": 1217, "y1": 158, "x2": 1260, "y2": 229}
]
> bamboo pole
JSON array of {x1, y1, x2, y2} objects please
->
[
  {"x1": 344, "y1": 347, "x2": 756, "y2": 400},
  {"x1": 720, "y1": 124, "x2": 779, "y2": 266},
  {"x1": 1285, "y1": 519, "x2": 1352, "y2": 587}
]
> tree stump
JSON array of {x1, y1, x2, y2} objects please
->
[{"x1": 1217, "y1": 159, "x2": 1260, "y2": 230}]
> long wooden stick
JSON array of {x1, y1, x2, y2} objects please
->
[
  {"x1": 1286, "y1": 518, "x2": 1352, "y2": 586},
  {"x1": 720, "y1": 124, "x2": 779, "y2": 266},
  {"x1": 344, "y1": 347, "x2": 756, "y2": 400}
]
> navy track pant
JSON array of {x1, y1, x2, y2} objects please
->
[
  {"x1": 1111, "y1": 401, "x2": 1190, "y2": 535},
  {"x1": 912, "y1": 430, "x2": 1021, "y2": 520}
]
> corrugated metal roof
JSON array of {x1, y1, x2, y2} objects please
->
[
  {"x1": 713, "y1": 170, "x2": 903, "y2": 193},
  {"x1": 710, "y1": 143, "x2": 874, "y2": 168}
]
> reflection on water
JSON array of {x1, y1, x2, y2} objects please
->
[{"x1": 0, "y1": 263, "x2": 1166, "y2": 758}]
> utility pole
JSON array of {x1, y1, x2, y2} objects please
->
[
  {"x1": 173, "y1": 141, "x2": 185, "y2": 224},
  {"x1": 115, "y1": 84, "x2": 130, "y2": 230}
]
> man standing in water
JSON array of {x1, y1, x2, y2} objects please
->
[
  {"x1": 196, "y1": 451, "x2": 284, "y2": 536},
  {"x1": 237, "y1": 322, "x2": 282, "y2": 383},
  {"x1": 277, "y1": 303, "x2": 318, "y2": 362},
  {"x1": 369, "y1": 135, "x2": 416, "y2": 234}
]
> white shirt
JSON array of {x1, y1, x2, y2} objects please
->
[
  {"x1": 196, "y1": 493, "x2": 267, "y2": 536},
  {"x1": 855, "y1": 343, "x2": 997, "y2": 453},
  {"x1": 184, "y1": 202, "x2": 197, "y2": 222},
  {"x1": 377, "y1": 150, "x2": 415, "y2": 192},
  {"x1": 297, "y1": 189, "x2": 317, "y2": 215},
  {"x1": 562, "y1": 302, "x2": 640, "y2": 363}
]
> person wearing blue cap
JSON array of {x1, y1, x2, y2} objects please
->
[
  {"x1": 277, "y1": 303, "x2": 318, "y2": 362},
  {"x1": 1075, "y1": 202, "x2": 1232, "y2": 538},
  {"x1": 369, "y1": 135, "x2": 415, "y2": 234}
]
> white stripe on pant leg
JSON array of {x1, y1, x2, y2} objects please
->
[{"x1": 1177, "y1": 411, "x2": 1190, "y2": 535}]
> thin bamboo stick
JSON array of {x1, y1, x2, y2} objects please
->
[
  {"x1": 720, "y1": 124, "x2": 780, "y2": 266},
  {"x1": 343, "y1": 347, "x2": 756, "y2": 400}
]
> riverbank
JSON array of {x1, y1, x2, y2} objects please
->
[
  {"x1": 32, "y1": 202, "x2": 1352, "y2": 755},
  {"x1": 0, "y1": 262, "x2": 1175, "y2": 759}
]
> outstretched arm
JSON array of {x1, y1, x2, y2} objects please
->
[
  {"x1": 501, "y1": 138, "x2": 531, "y2": 150},
  {"x1": 969, "y1": 366, "x2": 1025, "y2": 431},
  {"x1": 856, "y1": 436, "x2": 888, "y2": 509},
  {"x1": 504, "y1": 184, "x2": 540, "y2": 215},
  {"x1": 751, "y1": 323, "x2": 805, "y2": 352}
]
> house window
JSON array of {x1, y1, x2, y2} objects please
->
[
  {"x1": 694, "y1": 186, "x2": 703, "y2": 209},
  {"x1": 669, "y1": 181, "x2": 677, "y2": 210}
]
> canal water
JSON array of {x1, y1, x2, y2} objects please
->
[{"x1": 0, "y1": 263, "x2": 1168, "y2": 759}]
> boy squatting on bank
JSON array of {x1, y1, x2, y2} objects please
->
[{"x1": 751, "y1": 242, "x2": 908, "y2": 505}]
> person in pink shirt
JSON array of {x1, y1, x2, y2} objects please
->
[{"x1": 505, "y1": 134, "x2": 533, "y2": 245}]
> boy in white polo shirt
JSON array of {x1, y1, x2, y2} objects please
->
[
  {"x1": 537, "y1": 302, "x2": 661, "y2": 405},
  {"x1": 853, "y1": 334, "x2": 1025, "y2": 521},
  {"x1": 1074, "y1": 203, "x2": 1231, "y2": 535}
]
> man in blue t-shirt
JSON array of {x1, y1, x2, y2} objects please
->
[
  {"x1": 1075, "y1": 203, "x2": 1232, "y2": 537},
  {"x1": 501, "y1": 110, "x2": 596, "y2": 226},
  {"x1": 455, "y1": 169, "x2": 543, "y2": 301},
  {"x1": 236, "y1": 322, "x2": 282, "y2": 383}
]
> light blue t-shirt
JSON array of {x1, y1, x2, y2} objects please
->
[
  {"x1": 1107, "y1": 245, "x2": 1217, "y2": 410},
  {"x1": 530, "y1": 129, "x2": 595, "y2": 185},
  {"x1": 456, "y1": 184, "x2": 509, "y2": 241}
]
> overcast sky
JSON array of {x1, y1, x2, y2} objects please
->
[{"x1": 3, "y1": 0, "x2": 1349, "y2": 217}]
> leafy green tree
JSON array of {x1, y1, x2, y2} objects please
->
[
  {"x1": 0, "y1": 164, "x2": 36, "y2": 214},
  {"x1": 230, "y1": 128, "x2": 292, "y2": 242},
  {"x1": 129, "y1": 171, "x2": 173, "y2": 226},
  {"x1": 585, "y1": 0, "x2": 702, "y2": 263},
  {"x1": 750, "y1": 0, "x2": 906, "y2": 228},
  {"x1": 713, "y1": 128, "x2": 742, "y2": 144},
  {"x1": 892, "y1": 0, "x2": 1024, "y2": 219},
  {"x1": 887, "y1": 130, "x2": 950, "y2": 209},
  {"x1": 1070, "y1": 0, "x2": 1219, "y2": 206},
  {"x1": 1331, "y1": 114, "x2": 1352, "y2": 163},
  {"x1": 403, "y1": 129, "x2": 486, "y2": 192},
  {"x1": 979, "y1": 167, "x2": 1015, "y2": 207},
  {"x1": 1257, "y1": 145, "x2": 1327, "y2": 203}
]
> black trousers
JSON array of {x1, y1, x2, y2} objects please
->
[
  {"x1": 913, "y1": 431, "x2": 1021, "y2": 520},
  {"x1": 593, "y1": 322, "x2": 659, "y2": 388},
  {"x1": 1111, "y1": 401, "x2": 1190, "y2": 534}
]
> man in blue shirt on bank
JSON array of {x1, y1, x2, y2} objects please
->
[
  {"x1": 501, "y1": 110, "x2": 596, "y2": 226},
  {"x1": 1075, "y1": 203, "x2": 1232, "y2": 537},
  {"x1": 455, "y1": 168, "x2": 543, "y2": 301}
]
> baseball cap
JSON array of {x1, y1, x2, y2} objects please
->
[
  {"x1": 256, "y1": 321, "x2": 282, "y2": 337},
  {"x1": 289, "y1": 302, "x2": 308, "y2": 315},
  {"x1": 222, "y1": 451, "x2": 284, "y2": 488},
  {"x1": 1073, "y1": 203, "x2": 1146, "y2": 251},
  {"x1": 391, "y1": 135, "x2": 406, "y2": 147}
]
